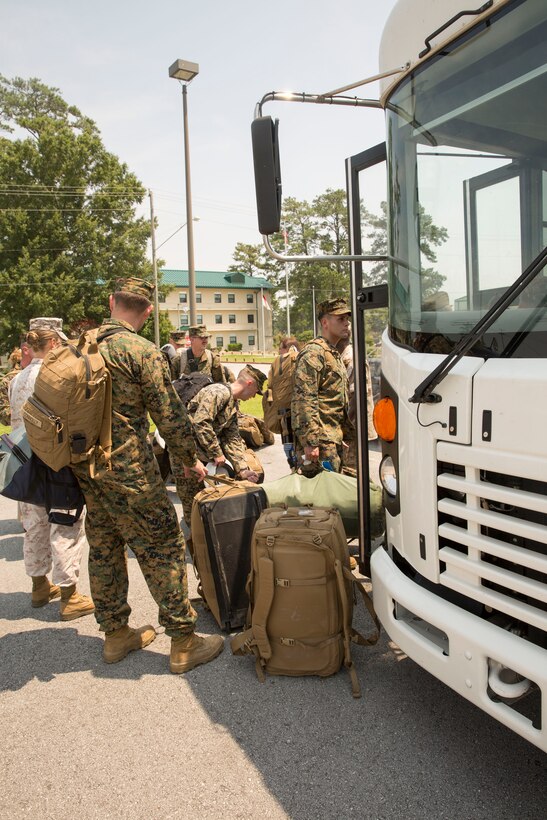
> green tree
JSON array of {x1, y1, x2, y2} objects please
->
[
  {"x1": 0, "y1": 76, "x2": 153, "y2": 349},
  {"x1": 140, "y1": 310, "x2": 175, "y2": 346},
  {"x1": 363, "y1": 201, "x2": 448, "y2": 295}
]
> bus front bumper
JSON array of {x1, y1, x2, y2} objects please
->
[{"x1": 370, "y1": 546, "x2": 546, "y2": 753}]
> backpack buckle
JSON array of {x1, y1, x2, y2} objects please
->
[
  {"x1": 280, "y1": 637, "x2": 295, "y2": 646},
  {"x1": 266, "y1": 535, "x2": 275, "y2": 547},
  {"x1": 275, "y1": 578, "x2": 289, "y2": 588}
]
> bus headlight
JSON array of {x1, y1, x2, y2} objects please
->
[{"x1": 379, "y1": 455, "x2": 397, "y2": 497}]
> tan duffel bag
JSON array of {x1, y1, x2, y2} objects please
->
[{"x1": 231, "y1": 506, "x2": 380, "y2": 697}]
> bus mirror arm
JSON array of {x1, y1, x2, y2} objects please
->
[
  {"x1": 262, "y1": 234, "x2": 395, "y2": 265},
  {"x1": 409, "y1": 245, "x2": 547, "y2": 404}
]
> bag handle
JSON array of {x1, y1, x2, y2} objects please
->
[
  {"x1": 0, "y1": 433, "x2": 29, "y2": 465},
  {"x1": 203, "y1": 473, "x2": 238, "y2": 487}
]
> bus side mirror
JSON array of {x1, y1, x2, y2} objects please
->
[{"x1": 251, "y1": 116, "x2": 282, "y2": 235}]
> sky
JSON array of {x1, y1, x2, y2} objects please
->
[{"x1": 2, "y1": 0, "x2": 398, "y2": 273}]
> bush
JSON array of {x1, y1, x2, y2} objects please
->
[{"x1": 227, "y1": 343, "x2": 243, "y2": 351}]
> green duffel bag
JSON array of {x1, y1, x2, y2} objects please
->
[{"x1": 262, "y1": 470, "x2": 384, "y2": 540}]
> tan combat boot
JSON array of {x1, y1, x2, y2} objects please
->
[
  {"x1": 103, "y1": 624, "x2": 157, "y2": 664},
  {"x1": 59, "y1": 585, "x2": 95, "y2": 621},
  {"x1": 31, "y1": 576, "x2": 61, "y2": 608},
  {"x1": 170, "y1": 631, "x2": 224, "y2": 674}
]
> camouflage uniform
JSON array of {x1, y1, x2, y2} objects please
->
[
  {"x1": 292, "y1": 336, "x2": 350, "y2": 477},
  {"x1": 179, "y1": 382, "x2": 249, "y2": 525},
  {"x1": 169, "y1": 325, "x2": 224, "y2": 383},
  {"x1": 74, "y1": 317, "x2": 200, "y2": 637},
  {"x1": 0, "y1": 367, "x2": 20, "y2": 426}
]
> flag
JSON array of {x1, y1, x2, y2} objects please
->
[{"x1": 262, "y1": 294, "x2": 272, "y2": 311}]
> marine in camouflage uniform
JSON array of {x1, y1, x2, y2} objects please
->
[
  {"x1": 179, "y1": 366, "x2": 266, "y2": 526},
  {"x1": 73, "y1": 279, "x2": 207, "y2": 646},
  {"x1": 0, "y1": 366, "x2": 20, "y2": 425},
  {"x1": 292, "y1": 298, "x2": 351, "y2": 477},
  {"x1": 169, "y1": 325, "x2": 225, "y2": 382}
]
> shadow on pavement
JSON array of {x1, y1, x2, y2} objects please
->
[
  {"x1": 0, "y1": 518, "x2": 24, "y2": 536},
  {"x1": 0, "y1": 627, "x2": 170, "y2": 691},
  {"x1": 182, "y1": 604, "x2": 546, "y2": 820},
  {"x1": 0, "y1": 534, "x2": 23, "y2": 562}
]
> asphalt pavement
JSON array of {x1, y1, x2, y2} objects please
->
[{"x1": 0, "y1": 439, "x2": 545, "y2": 819}]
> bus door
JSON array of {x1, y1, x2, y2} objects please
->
[{"x1": 346, "y1": 143, "x2": 388, "y2": 573}]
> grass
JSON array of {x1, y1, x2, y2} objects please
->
[
  {"x1": 238, "y1": 394, "x2": 263, "y2": 418},
  {"x1": 222, "y1": 353, "x2": 275, "y2": 363}
]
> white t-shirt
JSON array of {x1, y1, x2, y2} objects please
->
[{"x1": 9, "y1": 358, "x2": 43, "y2": 433}]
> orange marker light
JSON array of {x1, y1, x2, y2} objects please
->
[{"x1": 373, "y1": 397, "x2": 397, "y2": 442}]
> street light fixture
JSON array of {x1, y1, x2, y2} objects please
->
[{"x1": 169, "y1": 58, "x2": 199, "y2": 325}]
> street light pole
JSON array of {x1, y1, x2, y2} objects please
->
[
  {"x1": 148, "y1": 189, "x2": 160, "y2": 347},
  {"x1": 169, "y1": 58, "x2": 199, "y2": 326},
  {"x1": 182, "y1": 83, "x2": 197, "y2": 325}
]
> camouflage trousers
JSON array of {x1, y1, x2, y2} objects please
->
[
  {"x1": 76, "y1": 473, "x2": 197, "y2": 637},
  {"x1": 295, "y1": 441, "x2": 343, "y2": 478},
  {"x1": 20, "y1": 501, "x2": 86, "y2": 586}
]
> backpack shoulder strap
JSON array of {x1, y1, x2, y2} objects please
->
[{"x1": 178, "y1": 348, "x2": 188, "y2": 377}]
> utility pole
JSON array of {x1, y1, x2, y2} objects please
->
[
  {"x1": 283, "y1": 226, "x2": 290, "y2": 334},
  {"x1": 312, "y1": 285, "x2": 316, "y2": 337},
  {"x1": 148, "y1": 189, "x2": 160, "y2": 347}
]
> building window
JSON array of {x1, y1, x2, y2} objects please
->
[
  {"x1": 214, "y1": 293, "x2": 222, "y2": 303},
  {"x1": 247, "y1": 314, "x2": 254, "y2": 324},
  {"x1": 228, "y1": 293, "x2": 235, "y2": 303},
  {"x1": 248, "y1": 335, "x2": 255, "y2": 346},
  {"x1": 229, "y1": 335, "x2": 237, "y2": 345},
  {"x1": 246, "y1": 293, "x2": 254, "y2": 304},
  {"x1": 180, "y1": 314, "x2": 189, "y2": 327},
  {"x1": 196, "y1": 293, "x2": 202, "y2": 303},
  {"x1": 216, "y1": 336, "x2": 223, "y2": 348},
  {"x1": 229, "y1": 314, "x2": 236, "y2": 324},
  {"x1": 215, "y1": 314, "x2": 222, "y2": 324},
  {"x1": 179, "y1": 292, "x2": 187, "y2": 303},
  {"x1": 197, "y1": 314, "x2": 203, "y2": 324}
]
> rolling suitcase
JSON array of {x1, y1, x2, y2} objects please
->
[{"x1": 190, "y1": 475, "x2": 267, "y2": 632}]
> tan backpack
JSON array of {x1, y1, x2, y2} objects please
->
[
  {"x1": 231, "y1": 506, "x2": 380, "y2": 698},
  {"x1": 262, "y1": 348, "x2": 298, "y2": 434},
  {"x1": 22, "y1": 327, "x2": 125, "y2": 474}
]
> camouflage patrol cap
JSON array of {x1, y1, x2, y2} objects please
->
[
  {"x1": 114, "y1": 276, "x2": 155, "y2": 302},
  {"x1": 316, "y1": 297, "x2": 351, "y2": 320},
  {"x1": 188, "y1": 325, "x2": 211, "y2": 338},
  {"x1": 29, "y1": 317, "x2": 68, "y2": 341},
  {"x1": 170, "y1": 330, "x2": 187, "y2": 342},
  {"x1": 238, "y1": 364, "x2": 266, "y2": 395}
]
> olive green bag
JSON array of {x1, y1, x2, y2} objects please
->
[{"x1": 261, "y1": 471, "x2": 384, "y2": 540}]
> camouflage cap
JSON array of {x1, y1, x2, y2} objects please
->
[
  {"x1": 239, "y1": 364, "x2": 266, "y2": 395},
  {"x1": 188, "y1": 325, "x2": 211, "y2": 338},
  {"x1": 114, "y1": 276, "x2": 155, "y2": 302},
  {"x1": 170, "y1": 330, "x2": 187, "y2": 342},
  {"x1": 29, "y1": 317, "x2": 68, "y2": 341},
  {"x1": 316, "y1": 297, "x2": 351, "y2": 320}
]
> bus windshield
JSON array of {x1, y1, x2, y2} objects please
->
[{"x1": 386, "y1": 0, "x2": 547, "y2": 357}]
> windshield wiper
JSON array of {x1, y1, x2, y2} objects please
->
[{"x1": 409, "y1": 245, "x2": 547, "y2": 404}]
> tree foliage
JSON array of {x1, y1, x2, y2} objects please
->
[
  {"x1": 0, "y1": 76, "x2": 153, "y2": 349},
  {"x1": 231, "y1": 188, "x2": 449, "y2": 342}
]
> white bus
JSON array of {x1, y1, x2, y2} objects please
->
[{"x1": 251, "y1": 0, "x2": 546, "y2": 753}]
